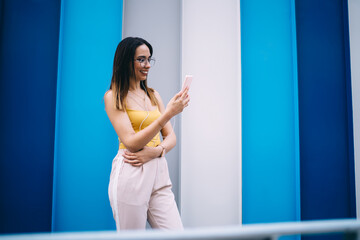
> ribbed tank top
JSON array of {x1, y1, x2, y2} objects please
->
[{"x1": 119, "y1": 109, "x2": 161, "y2": 149}]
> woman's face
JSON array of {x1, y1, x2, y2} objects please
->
[{"x1": 132, "y1": 44, "x2": 151, "y2": 81}]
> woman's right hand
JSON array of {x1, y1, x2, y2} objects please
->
[{"x1": 165, "y1": 88, "x2": 190, "y2": 117}]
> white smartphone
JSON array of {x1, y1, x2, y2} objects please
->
[{"x1": 182, "y1": 75, "x2": 193, "y2": 91}]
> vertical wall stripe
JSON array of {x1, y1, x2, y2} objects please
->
[
  {"x1": 181, "y1": 0, "x2": 241, "y2": 228},
  {"x1": 52, "y1": 0, "x2": 123, "y2": 231},
  {"x1": 296, "y1": 0, "x2": 356, "y2": 227},
  {"x1": 241, "y1": 0, "x2": 299, "y2": 224},
  {"x1": 348, "y1": 0, "x2": 360, "y2": 218},
  {"x1": 51, "y1": 0, "x2": 65, "y2": 231},
  {"x1": 290, "y1": 0, "x2": 301, "y2": 222},
  {"x1": 0, "y1": 0, "x2": 60, "y2": 233},
  {"x1": 342, "y1": 0, "x2": 356, "y2": 219},
  {"x1": 238, "y1": 0, "x2": 243, "y2": 224}
]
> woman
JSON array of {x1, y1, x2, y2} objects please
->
[{"x1": 104, "y1": 37, "x2": 189, "y2": 230}]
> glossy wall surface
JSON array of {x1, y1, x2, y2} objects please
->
[
  {"x1": 0, "y1": 0, "x2": 60, "y2": 233},
  {"x1": 181, "y1": 0, "x2": 242, "y2": 227},
  {"x1": 348, "y1": 0, "x2": 360, "y2": 219},
  {"x1": 241, "y1": 0, "x2": 300, "y2": 224},
  {"x1": 295, "y1": 0, "x2": 355, "y2": 222},
  {"x1": 51, "y1": 0, "x2": 123, "y2": 231}
]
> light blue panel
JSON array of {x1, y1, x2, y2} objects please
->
[
  {"x1": 52, "y1": 0, "x2": 122, "y2": 231},
  {"x1": 241, "y1": 0, "x2": 300, "y2": 224}
]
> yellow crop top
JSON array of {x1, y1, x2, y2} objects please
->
[{"x1": 119, "y1": 109, "x2": 162, "y2": 149}]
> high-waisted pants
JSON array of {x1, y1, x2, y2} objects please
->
[{"x1": 108, "y1": 149, "x2": 183, "y2": 230}]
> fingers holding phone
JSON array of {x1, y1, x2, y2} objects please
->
[
  {"x1": 165, "y1": 75, "x2": 192, "y2": 117},
  {"x1": 182, "y1": 75, "x2": 193, "y2": 93},
  {"x1": 181, "y1": 75, "x2": 192, "y2": 107}
]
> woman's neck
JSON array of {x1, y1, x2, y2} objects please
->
[{"x1": 129, "y1": 79, "x2": 142, "y2": 91}]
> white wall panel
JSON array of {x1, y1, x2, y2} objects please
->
[
  {"x1": 348, "y1": 0, "x2": 360, "y2": 218},
  {"x1": 181, "y1": 0, "x2": 241, "y2": 227}
]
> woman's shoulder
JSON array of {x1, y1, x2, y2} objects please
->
[
  {"x1": 104, "y1": 89, "x2": 126, "y2": 111},
  {"x1": 104, "y1": 89, "x2": 114, "y2": 105},
  {"x1": 150, "y1": 89, "x2": 165, "y2": 107},
  {"x1": 105, "y1": 88, "x2": 118, "y2": 97},
  {"x1": 150, "y1": 88, "x2": 161, "y2": 99}
]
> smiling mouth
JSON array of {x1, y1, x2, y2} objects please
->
[{"x1": 140, "y1": 70, "x2": 148, "y2": 74}]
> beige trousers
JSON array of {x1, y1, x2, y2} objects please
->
[{"x1": 108, "y1": 149, "x2": 183, "y2": 230}]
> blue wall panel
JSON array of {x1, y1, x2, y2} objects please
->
[
  {"x1": 51, "y1": 0, "x2": 123, "y2": 231},
  {"x1": 241, "y1": 0, "x2": 300, "y2": 224},
  {"x1": 0, "y1": 0, "x2": 60, "y2": 233},
  {"x1": 295, "y1": 0, "x2": 355, "y2": 228}
]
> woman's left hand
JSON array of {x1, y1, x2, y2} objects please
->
[{"x1": 122, "y1": 146, "x2": 161, "y2": 167}]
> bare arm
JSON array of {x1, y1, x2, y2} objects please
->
[
  {"x1": 156, "y1": 91, "x2": 177, "y2": 154},
  {"x1": 104, "y1": 88, "x2": 189, "y2": 152}
]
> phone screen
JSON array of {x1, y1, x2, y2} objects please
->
[{"x1": 182, "y1": 75, "x2": 193, "y2": 91}]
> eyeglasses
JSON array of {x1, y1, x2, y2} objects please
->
[{"x1": 134, "y1": 57, "x2": 155, "y2": 67}]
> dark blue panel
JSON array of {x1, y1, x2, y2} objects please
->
[
  {"x1": 0, "y1": 0, "x2": 60, "y2": 233},
  {"x1": 296, "y1": 0, "x2": 355, "y2": 229}
]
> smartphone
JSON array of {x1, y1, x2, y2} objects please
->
[{"x1": 182, "y1": 75, "x2": 193, "y2": 91}]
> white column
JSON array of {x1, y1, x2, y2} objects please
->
[
  {"x1": 180, "y1": 0, "x2": 242, "y2": 227},
  {"x1": 348, "y1": 0, "x2": 360, "y2": 218}
]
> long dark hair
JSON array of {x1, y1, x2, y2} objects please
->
[{"x1": 110, "y1": 37, "x2": 158, "y2": 110}]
